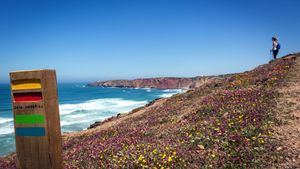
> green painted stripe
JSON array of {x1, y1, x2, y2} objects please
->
[{"x1": 15, "y1": 114, "x2": 45, "y2": 124}]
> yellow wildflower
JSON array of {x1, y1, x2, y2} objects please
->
[{"x1": 138, "y1": 155, "x2": 144, "y2": 161}]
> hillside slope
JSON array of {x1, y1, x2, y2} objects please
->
[{"x1": 1, "y1": 53, "x2": 299, "y2": 168}]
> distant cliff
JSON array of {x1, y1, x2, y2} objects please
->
[{"x1": 88, "y1": 76, "x2": 219, "y2": 89}]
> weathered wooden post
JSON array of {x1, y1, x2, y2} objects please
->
[{"x1": 10, "y1": 69, "x2": 63, "y2": 169}]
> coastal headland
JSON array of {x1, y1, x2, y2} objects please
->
[{"x1": 87, "y1": 76, "x2": 228, "y2": 89}]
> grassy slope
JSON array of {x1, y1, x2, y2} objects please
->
[{"x1": 0, "y1": 54, "x2": 299, "y2": 169}]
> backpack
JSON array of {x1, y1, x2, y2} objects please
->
[{"x1": 277, "y1": 43, "x2": 281, "y2": 50}]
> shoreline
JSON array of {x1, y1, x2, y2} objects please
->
[
  {"x1": 64, "y1": 96, "x2": 169, "y2": 138},
  {"x1": 63, "y1": 88, "x2": 187, "y2": 137},
  {"x1": 0, "y1": 88, "x2": 185, "y2": 157}
]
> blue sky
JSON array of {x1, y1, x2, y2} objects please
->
[{"x1": 0, "y1": 0, "x2": 299, "y2": 83}]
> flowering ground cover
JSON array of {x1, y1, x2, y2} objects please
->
[{"x1": 0, "y1": 55, "x2": 298, "y2": 168}]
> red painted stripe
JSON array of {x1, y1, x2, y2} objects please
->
[{"x1": 13, "y1": 92, "x2": 43, "y2": 102}]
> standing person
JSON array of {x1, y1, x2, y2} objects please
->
[{"x1": 271, "y1": 36, "x2": 280, "y2": 59}]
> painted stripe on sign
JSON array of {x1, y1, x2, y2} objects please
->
[
  {"x1": 12, "y1": 79, "x2": 41, "y2": 90},
  {"x1": 13, "y1": 92, "x2": 43, "y2": 102},
  {"x1": 15, "y1": 127, "x2": 45, "y2": 136},
  {"x1": 15, "y1": 114, "x2": 45, "y2": 124}
]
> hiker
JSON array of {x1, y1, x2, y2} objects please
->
[{"x1": 271, "y1": 36, "x2": 280, "y2": 59}]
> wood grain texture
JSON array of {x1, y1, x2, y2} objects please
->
[{"x1": 10, "y1": 70, "x2": 63, "y2": 169}]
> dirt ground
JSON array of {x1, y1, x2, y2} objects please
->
[{"x1": 275, "y1": 55, "x2": 300, "y2": 168}]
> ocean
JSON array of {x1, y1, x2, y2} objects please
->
[{"x1": 0, "y1": 83, "x2": 182, "y2": 157}]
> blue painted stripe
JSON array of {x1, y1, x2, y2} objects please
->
[{"x1": 16, "y1": 127, "x2": 45, "y2": 136}]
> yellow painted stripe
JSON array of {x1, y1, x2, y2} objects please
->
[{"x1": 11, "y1": 79, "x2": 42, "y2": 90}]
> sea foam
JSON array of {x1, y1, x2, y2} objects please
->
[
  {"x1": 159, "y1": 89, "x2": 183, "y2": 98},
  {"x1": 0, "y1": 117, "x2": 13, "y2": 124},
  {"x1": 0, "y1": 121, "x2": 14, "y2": 135},
  {"x1": 59, "y1": 98, "x2": 148, "y2": 132},
  {"x1": 59, "y1": 98, "x2": 147, "y2": 115}
]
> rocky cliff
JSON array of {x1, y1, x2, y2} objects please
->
[{"x1": 88, "y1": 76, "x2": 219, "y2": 89}]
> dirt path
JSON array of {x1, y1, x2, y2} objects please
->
[{"x1": 275, "y1": 55, "x2": 300, "y2": 168}]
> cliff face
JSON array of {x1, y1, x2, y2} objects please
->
[{"x1": 88, "y1": 76, "x2": 217, "y2": 89}]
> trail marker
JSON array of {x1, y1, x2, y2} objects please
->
[{"x1": 10, "y1": 70, "x2": 62, "y2": 169}]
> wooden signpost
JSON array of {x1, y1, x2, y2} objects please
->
[{"x1": 10, "y1": 70, "x2": 63, "y2": 169}]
